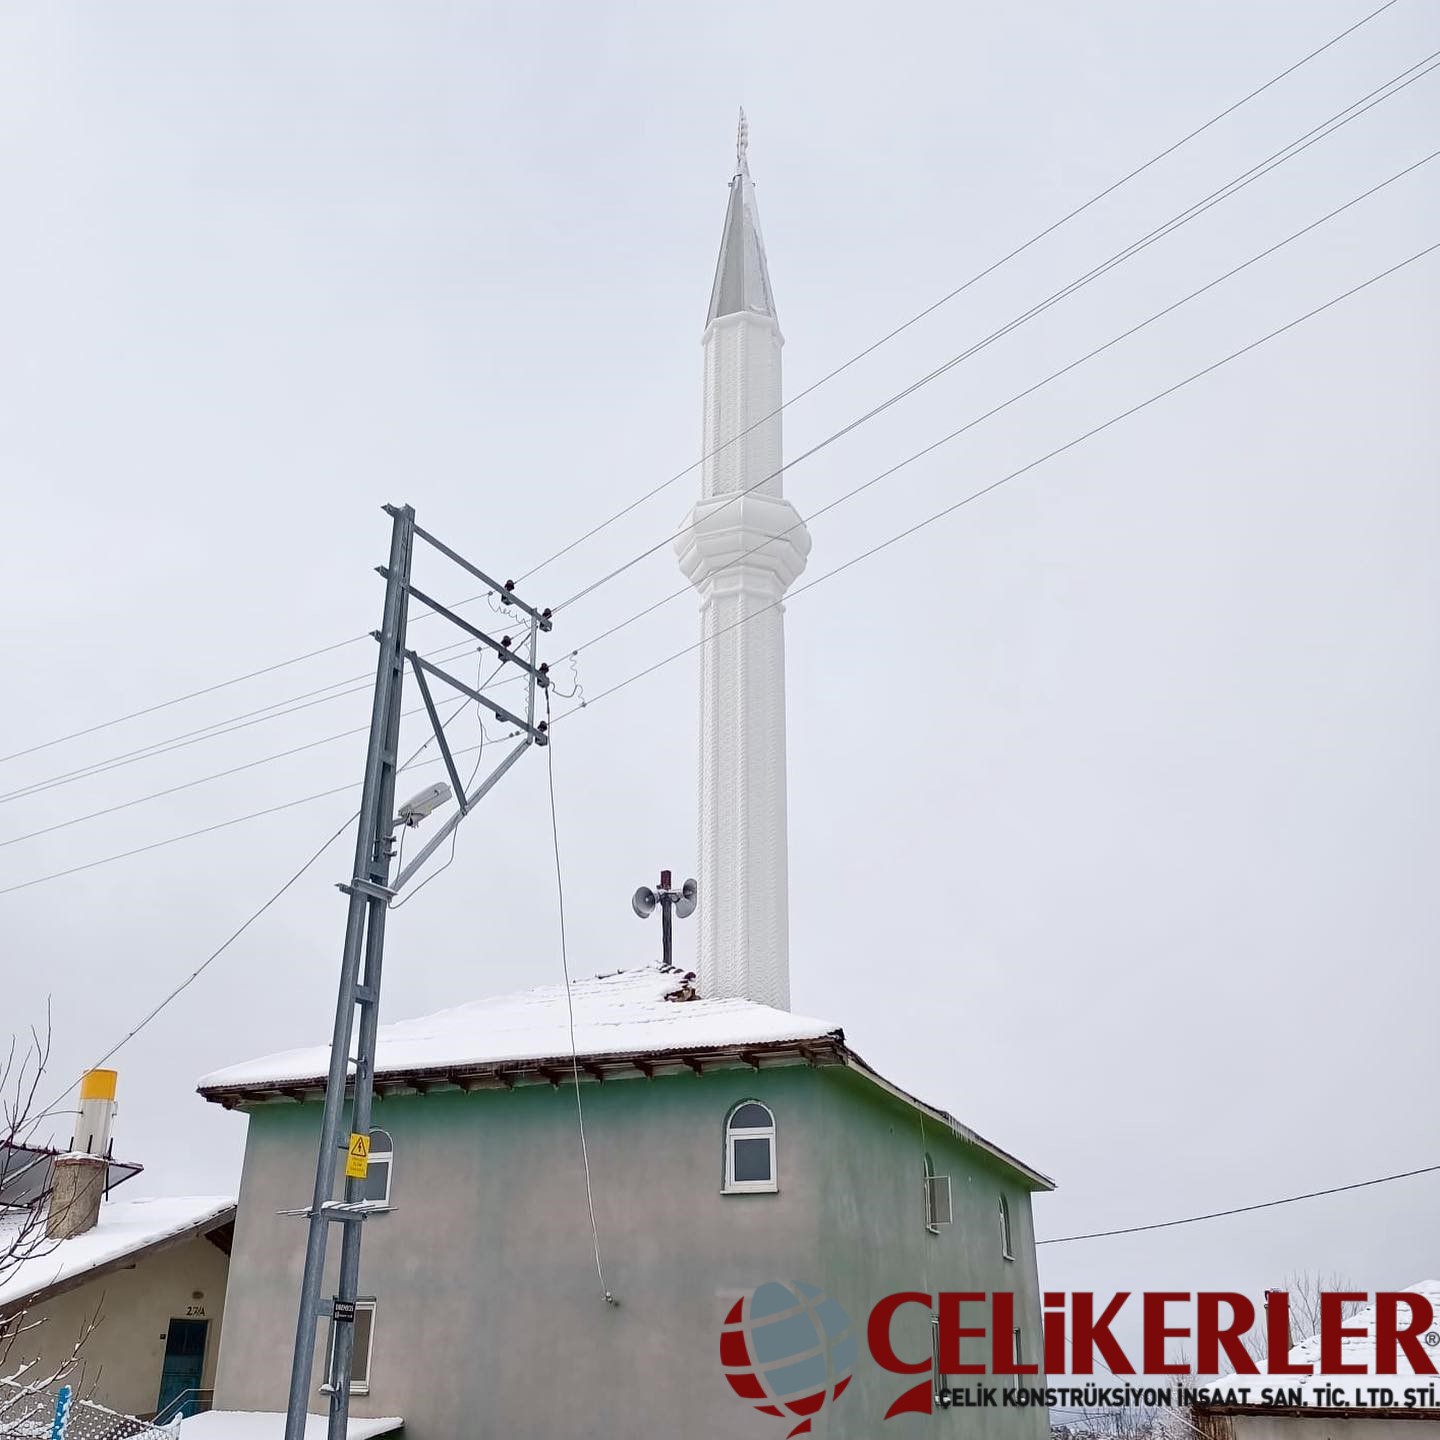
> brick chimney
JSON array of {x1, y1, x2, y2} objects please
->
[{"x1": 46, "y1": 1069, "x2": 117, "y2": 1241}]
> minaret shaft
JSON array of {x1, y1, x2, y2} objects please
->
[{"x1": 676, "y1": 129, "x2": 809, "y2": 1011}]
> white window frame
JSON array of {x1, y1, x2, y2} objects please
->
[
  {"x1": 922, "y1": 1153, "x2": 952, "y2": 1233},
  {"x1": 723, "y1": 1101, "x2": 777, "y2": 1194},
  {"x1": 999, "y1": 1193, "x2": 1014, "y2": 1260},
  {"x1": 361, "y1": 1128, "x2": 393, "y2": 1209},
  {"x1": 320, "y1": 1298, "x2": 376, "y2": 1396}
]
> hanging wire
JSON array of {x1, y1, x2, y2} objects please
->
[
  {"x1": 547, "y1": 652, "x2": 585, "y2": 705},
  {"x1": 543, "y1": 687, "x2": 614, "y2": 1305}
]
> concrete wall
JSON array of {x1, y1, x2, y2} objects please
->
[
  {"x1": 214, "y1": 1063, "x2": 1047, "y2": 1440},
  {"x1": 6, "y1": 1231, "x2": 230, "y2": 1419}
]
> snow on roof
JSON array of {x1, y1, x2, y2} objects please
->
[
  {"x1": 0, "y1": 1195, "x2": 235, "y2": 1312},
  {"x1": 181, "y1": 1414, "x2": 402, "y2": 1439},
  {"x1": 1199, "y1": 1280, "x2": 1440, "y2": 1407},
  {"x1": 197, "y1": 966, "x2": 840, "y2": 1092}
]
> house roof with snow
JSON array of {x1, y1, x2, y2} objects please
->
[
  {"x1": 0, "y1": 1195, "x2": 235, "y2": 1314},
  {"x1": 196, "y1": 965, "x2": 1053, "y2": 1191},
  {"x1": 1196, "y1": 1280, "x2": 1440, "y2": 1412}
]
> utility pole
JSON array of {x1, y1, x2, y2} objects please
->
[{"x1": 282, "y1": 504, "x2": 552, "y2": 1440}]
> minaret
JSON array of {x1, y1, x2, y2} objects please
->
[{"x1": 675, "y1": 113, "x2": 811, "y2": 1011}]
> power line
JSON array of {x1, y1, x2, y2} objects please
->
[
  {"x1": 561, "y1": 149, "x2": 1439, "y2": 664},
  {"x1": 7, "y1": 240, "x2": 1431, "y2": 896},
  {"x1": 0, "y1": 672, "x2": 379, "y2": 806},
  {"x1": 558, "y1": 239, "x2": 1440, "y2": 721},
  {"x1": 8, "y1": 42, "x2": 1427, "y2": 820},
  {"x1": 39, "y1": 696, "x2": 478, "y2": 1112},
  {"x1": 513, "y1": 0, "x2": 1402, "y2": 586},
  {"x1": 0, "y1": 721, "x2": 392, "y2": 849},
  {"x1": 11, "y1": 139, "x2": 1430, "y2": 858},
  {"x1": 553, "y1": 47, "x2": 1440, "y2": 615},
  {"x1": 0, "y1": 634, "x2": 371, "y2": 770},
  {"x1": 0, "y1": 733, "x2": 489, "y2": 897},
  {"x1": 67, "y1": 810, "x2": 359, "y2": 1096},
  {"x1": 0, "y1": 630, "x2": 527, "y2": 811},
  {"x1": 0, "y1": 0, "x2": 1401, "y2": 772},
  {"x1": 1036, "y1": 1164, "x2": 1440, "y2": 1245},
  {"x1": 16, "y1": 147, "x2": 1423, "y2": 856},
  {"x1": 0, "y1": 651, "x2": 520, "y2": 849}
]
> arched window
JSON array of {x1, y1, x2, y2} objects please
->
[
  {"x1": 998, "y1": 1192, "x2": 1014, "y2": 1260},
  {"x1": 358, "y1": 1129, "x2": 393, "y2": 1208},
  {"x1": 723, "y1": 1102, "x2": 776, "y2": 1194}
]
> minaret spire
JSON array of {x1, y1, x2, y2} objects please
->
[{"x1": 675, "y1": 121, "x2": 811, "y2": 1012}]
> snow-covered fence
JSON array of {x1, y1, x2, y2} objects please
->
[{"x1": 0, "y1": 1380, "x2": 174, "y2": 1440}]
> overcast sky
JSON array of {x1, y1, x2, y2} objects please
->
[{"x1": 1, "y1": 0, "x2": 1436, "y2": 1351}]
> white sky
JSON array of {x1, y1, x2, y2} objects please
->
[{"x1": 0, "y1": 0, "x2": 1436, "y2": 1340}]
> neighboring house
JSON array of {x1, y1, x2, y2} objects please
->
[
  {"x1": 198, "y1": 964, "x2": 1053, "y2": 1439},
  {"x1": 0, "y1": 1175, "x2": 234, "y2": 1422},
  {"x1": 0, "y1": 1069, "x2": 235, "y2": 1425},
  {"x1": 1193, "y1": 1281, "x2": 1440, "y2": 1440}
]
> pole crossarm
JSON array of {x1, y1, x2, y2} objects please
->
[
  {"x1": 393, "y1": 506, "x2": 553, "y2": 632},
  {"x1": 387, "y1": 574, "x2": 550, "y2": 684},
  {"x1": 405, "y1": 650, "x2": 548, "y2": 745}
]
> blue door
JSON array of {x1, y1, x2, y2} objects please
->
[{"x1": 155, "y1": 1318, "x2": 208, "y2": 1419}]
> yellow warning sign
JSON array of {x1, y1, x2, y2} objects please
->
[{"x1": 345, "y1": 1132, "x2": 370, "y2": 1180}]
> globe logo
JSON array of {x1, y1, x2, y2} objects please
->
[{"x1": 720, "y1": 1280, "x2": 856, "y2": 1436}]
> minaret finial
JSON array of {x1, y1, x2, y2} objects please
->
[{"x1": 736, "y1": 107, "x2": 749, "y2": 176}]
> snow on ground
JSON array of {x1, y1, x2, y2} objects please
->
[
  {"x1": 198, "y1": 965, "x2": 840, "y2": 1090},
  {"x1": 0, "y1": 1196, "x2": 234, "y2": 1310},
  {"x1": 181, "y1": 1413, "x2": 402, "y2": 1438},
  {"x1": 1200, "y1": 1279, "x2": 1440, "y2": 1406}
]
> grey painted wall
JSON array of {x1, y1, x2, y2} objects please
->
[{"x1": 214, "y1": 1062, "x2": 1047, "y2": 1439}]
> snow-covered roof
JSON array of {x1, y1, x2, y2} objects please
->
[
  {"x1": 198, "y1": 967, "x2": 839, "y2": 1092},
  {"x1": 196, "y1": 966, "x2": 1053, "y2": 1190},
  {"x1": 1198, "y1": 1280, "x2": 1440, "y2": 1408},
  {"x1": 0, "y1": 1195, "x2": 235, "y2": 1312},
  {"x1": 181, "y1": 1414, "x2": 401, "y2": 1439}
]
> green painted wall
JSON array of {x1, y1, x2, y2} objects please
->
[{"x1": 215, "y1": 1062, "x2": 1047, "y2": 1440}]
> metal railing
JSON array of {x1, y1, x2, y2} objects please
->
[{"x1": 149, "y1": 1389, "x2": 214, "y2": 1427}]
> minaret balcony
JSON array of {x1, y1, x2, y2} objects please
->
[{"x1": 675, "y1": 491, "x2": 812, "y2": 594}]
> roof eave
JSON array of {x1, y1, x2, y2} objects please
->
[
  {"x1": 0, "y1": 1204, "x2": 237, "y2": 1315},
  {"x1": 196, "y1": 1032, "x2": 848, "y2": 1110}
]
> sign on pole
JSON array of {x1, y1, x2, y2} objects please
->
[{"x1": 344, "y1": 1132, "x2": 370, "y2": 1180}]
